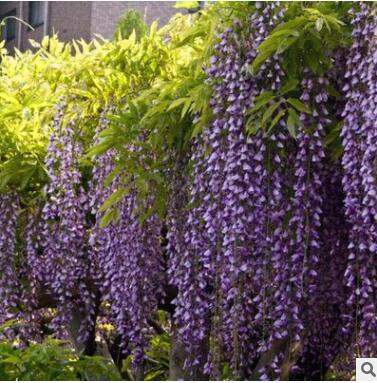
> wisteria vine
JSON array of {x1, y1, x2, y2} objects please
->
[
  {"x1": 89, "y1": 110, "x2": 165, "y2": 367},
  {"x1": 0, "y1": 2, "x2": 377, "y2": 381}
]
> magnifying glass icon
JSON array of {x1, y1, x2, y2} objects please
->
[{"x1": 362, "y1": 362, "x2": 376, "y2": 377}]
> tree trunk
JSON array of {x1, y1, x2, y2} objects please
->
[
  {"x1": 169, "y1": 323, "x2": 209, "y2": 381},
  {"x1": 251, "y1": 336, "x2": 304, "y2": 380},
  {"x1": 67, "y1": 291, "x2": 100, "y2": 355},
  {"x1": 135, "y1": 363, "x2": 145, "y2": 381},
  {"x1": 169, "y1": 324, "x2": 187, "y2": 380}
]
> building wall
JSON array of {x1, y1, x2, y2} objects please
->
[
  {"x1": 0, "y1": 1, "x2": 179, "y2": 53},
  {"x1": 0, "y1": 1, "x2": 20, "y2": 52},
  {"x1": 0, "y1": 2, "x2": 92, "y2": 52},
  {"x1": 49, "y1": 2, "x2": 92, "y2": 42},
  {"x1": 21, "y1": 2, "x2": 45, "y2": 51},
  {"x1": 90, "y1": 1, "x2": 177, "y2": 40}
]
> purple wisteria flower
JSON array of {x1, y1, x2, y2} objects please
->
[
  {"x1": 341, "y1": 4, "x2": 377, "y2": 358},
  {"x1": 89, "y1": 109, "x2": 164, "y2": 367},
  {"x1": 168, "y1": 2, "x2": 288, "y2": 379},
  {"x1": 0, "y1": 193, "x2": 20, "y2": 336},
  {"x1": 39, "y1": 102, "x2": 95, "y2": 342}
]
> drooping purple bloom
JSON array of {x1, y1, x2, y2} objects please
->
[
  {"x1": 0, "y1": 193, "x2": 20, "y2": 335},
  {"x1": 89, "y1": 109, "x2": 165, "y2": 367},
  {"x1": 341, "y1": 4, "x2": 377, "y2": 358},
  {"x1": 39, "y1": 102, "x2": 95, "y2": 342}
]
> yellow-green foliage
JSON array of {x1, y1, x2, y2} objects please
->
[
  {"x1": 0, "y1": 2, "x2": 247, "y2": 207},
  {"x1": 0, "y1": 18, "x2": 188, "y2": 195},
  {"x1": 85, "y1": 3, "x2": 246, "y2": 222}
]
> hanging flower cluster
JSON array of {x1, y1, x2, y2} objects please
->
[
  {"x1": 1, "y1": 2, "x2": 377, "y2": 381},
  {"x1": 302, "y1": 163, "x2": 349, "y2": 377},
  {"x1": 287, "y1": 74, "x2": 333, "y2": 379},
  {"x1": 89, "y1": 111, "x2": 164, "y2": 367},
  {"x1": 0, "y1": 193, "x2": 20, "y2": 332},
  {"x1": 341, "y1": 4, "x2": 377, "y2": 358},
  {"x1": 15, "y1": 208, "x2": 45, "y2": 343},
  {"x1": 36, "y1": 103, "x2": 95, "y2": 342},
  {"x1": 167, "y1": 2, "x2": 359, "y2": 380},
  {"x1": 89, "y1": 110, "x2": 118, "y2": 292},
  {"x1": 168, "y1": 3, "x2": 292, "y2": 379}
]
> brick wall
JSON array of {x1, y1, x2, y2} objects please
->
[
  {"x1": 90, "y1": 1, "x2": 177, "y2": 40},
  {"x1": 22, "y1": 2, "x2": 45, "y2": 51},
  {"x1": 49, "y1": 2, "x2": 92, "y2": 43},
  {"x1": 0, "y1": 1, "x2": 92, "y2": 52},
  {"x1": 0, "y1": 2, "x2": 21, "y2": 52},
  {"x1": 0, "y1": 1, "x2": 181, "y2": 53}
]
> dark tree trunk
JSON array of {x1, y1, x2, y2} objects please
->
[
  {"x1": 169, "y1": 324, "x2": 187, "y2": 380},
  {"x1": 135, "y1": 363, "x2": 146, "y2": 381},
  {"x1": 169, "y1": 322, "x2": 210, "y2": 381},
  {"x1": 251, "y1": 336, "x2": 304, "y2": 380},
  {"x1": 67, "y1": 291, "x2": 101, "y2": 355}
]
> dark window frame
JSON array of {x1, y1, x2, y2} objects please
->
[
  {"x1": 1, "y1": 9, "x2": 17, "y2": 42},
  {"x1": 28, "y1": 1, "x2": 44, "y2": 29}
]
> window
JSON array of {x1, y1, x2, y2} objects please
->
[
  {"x1": 28, "y1": 1, "x2": 44, "y2": 28},
  {"x1": 1, "y1": 10, "x2": 17, "y2": 41}
]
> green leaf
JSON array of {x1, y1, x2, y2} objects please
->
[
  {"x1": 279, "y1": 79, "x2": 299, "y2": 95},
  {"x1": 99, "y1": 188, "x2": 128, "y2": 212},
  {"x1": 261, "y1": 101, "x2": 281, "y2": 126},
  {"x1": 85, "y1": 141, "x2": 112, "y2": 159},
  {"x1": 286, "y1": 98, "x2": 311, "y2": 114},
  {"x1": 0, "y1": 319, "x2": 17, "y2": 332},
  {"x1": 145, "y1": 368, "x2": 165, "y2": 380},
  {"x1": 325, "y1": 121, "x2": 343, "y2": 145},
  {"x1": 222, "y1": 362, "x2": 231, "y2": 380},
  {"x1": 251, "y1": 27, "x2": 301, "y2": 73},
  {"x1": 246, "y1": 114, "x2": 260, "y2": 135},
  {"x1": 191, "y1": 121, "x2": 204, "y2": 138},
  {"x1": 248, "y1": 91, "x2": 275, "y2": 114},
  {"x1": 100, "y1": 208, "x2": 120, "y2": 228},
  {"x1": 167, "y1": 97, "x2": 189, "y2": 112},
  {"x1": 250, "y1": 44, "x2": 277, "y2": 74},
  {"x1": 174, "y1": 1, "x2": 198, "y2": 9},
  {"x1": 324, "y1": 14, "x2": 344, "y2": 32},
  {"x1": 315, "y1": 18, "x2": 324, "y2": 32},
  {"x1": 276, "y1": 34, "x2": 299, "y2": 55},
  {"x1": 326, "y1": 84, "x2": 341, "y2": 98},
  {"x1": 2, "y1": 356, "x2": 20, "y2": 364},
  {"x1": 287, "y1": 108, "x2": 299, "y2": 139},
  {"x1": 267, "y1": 109, "x2": 286, "y2": 134},
  {"x1": 181, "y1": 98, "x2": 192, "y2": 119},
  {"x1": 272, "y1": 16, "x2": 307, "y2": 34}
]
